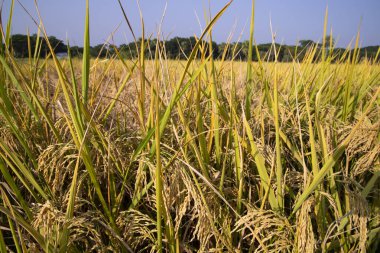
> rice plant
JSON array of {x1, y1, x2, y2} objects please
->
[{"x1": 0, "y1": 0, "x2": 379, "y2": 252}]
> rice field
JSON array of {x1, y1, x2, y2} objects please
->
[{"x1": 0, "y1": 1, "x2": 380, "y2": 252}]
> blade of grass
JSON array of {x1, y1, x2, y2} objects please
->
[
  {"x1": 321, "y1": 6, "x2": 328, "y2": 63},
  {"x1": 67, "y1": 42, "x2": 84, "y2": 131},
  {"x1": 245, "y1": 0, "x2": 255, "y2": 120},
  {"x1": 82, "y1": 0, "x2": 90, "y2": 105},
  {"x1": 0, "y1": 228, "x2": 6, "y2": 253},
  {"x1": 4, "y1": 0, "x2": 14, "y2": 47},
  {"x1": 208, "y1": 31, "x2": 221, "y2": 167},
  {"x1": 154, "y1": 61, "x2": 164, "y2": 252},
  {"x1": 270, "y1": 28, "x2": 284, "y2": 211}
]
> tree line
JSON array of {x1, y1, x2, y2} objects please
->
[{"x1": 7, "y1": 34, "x2": 380, "y2": 62}]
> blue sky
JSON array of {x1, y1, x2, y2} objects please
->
[{"x1": 3, "y1": 0, "x2": 380, "y2": 47}]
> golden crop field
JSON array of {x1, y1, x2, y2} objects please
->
[{"x1": 1, "y1": 1, "x2": 380, "y2": 252}]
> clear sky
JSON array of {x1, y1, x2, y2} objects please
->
[{"x1": 3, "y1": 0, "x2": 380, "y2": 47}]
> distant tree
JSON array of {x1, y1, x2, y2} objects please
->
[
  {"x1": 281, "y1": 47, "x2": 293, "y2": 62},
  {"x1": 107, "y1": 44, "x2": 117, "y2": 56},
  {"x1": 180, "y1": 38, "x2": 191, "y2": 56},
  {"x1": 119, "y1": 43, "x2": 137, "y2": 58},
  {"x1": 10, "y1": 34, "x2": 28, "y2": 57},
  {"x1": 217, "y1": 42, "x2": 231, "y2": 60},
  {"x1": 205, "y1": 40, "x2": 219, "y2": 59},
  {"x1": 48, "y1": 36, "x2": 66, "y2": 53},
  {"x1": 7, "y1": 33, "x2": 379, "y2": 62},
  {"x1": 91, "y1": 44, "x2": 105, "y2": 57},
  {"x1": 10, "y1": 34, "x2": 67, "y2": 58},
  {"x1": 299, "y1": 40, "x2": 315, "y2": 48},
  {"x1": 69, "y1": 46, "x2": 83, "y2": 57},
  {"x1": 324, "y1": 35, "x2": 335, "y2": 48},
  {"x1": 164, "y1": 37, "x2": 197, "y2": 59}
]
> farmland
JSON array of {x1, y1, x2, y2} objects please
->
[{"x1": 0, "y1": 0, "x2": 380, "y2": 252}]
